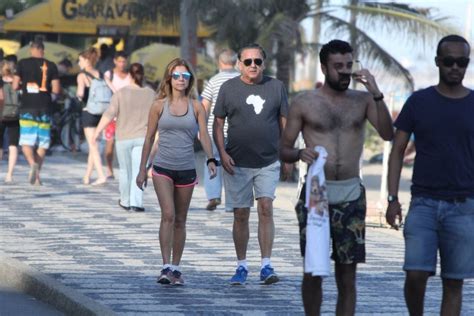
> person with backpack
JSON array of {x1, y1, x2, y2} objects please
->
[
  {"x1": 103, "y1": 51, "x2": 132, "y2": 180},
  {"x1": 13, "y1": 40, "x2": 60, "y2": 185},
  {"x1": 77, "y1": 47, "x2": 111, "y2": 186},
  {"x1": 0, "y1": 58, "x2": 20, "y2": 183}
]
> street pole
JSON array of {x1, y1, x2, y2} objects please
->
[
  {"x1": 378, "y1": 92, "x2": 394, "y2": 226},
  {"x1": 180, "y1": 0, "x2": 198, "y2": 68}
]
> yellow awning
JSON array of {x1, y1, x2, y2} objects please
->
[
  {"x1": 16, "y1": 41, "x2": 79, "y2": 64},
  {"x1": 0, "y1": 39, "x2": 21, "y2": 55},
  {"x1": 4, "y1": 0, "x2": 211, "y2": 37},
  {"x1": 130, "y1": 43, "x2": 217, "y2": 82}
]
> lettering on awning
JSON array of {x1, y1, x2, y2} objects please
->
[{"x1": 61, "y1": 0, "x2": 158, "y2": 22}]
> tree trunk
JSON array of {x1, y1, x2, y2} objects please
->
[
  {"x1": 349, "y1": 0, "x2": 359, "y2": 89},
  {"x1": 180, "y1": 0, "x2": 198, "y2": 67},
  {"x1": 276, "y1": 39, "x2": 291, "y2": 93}
]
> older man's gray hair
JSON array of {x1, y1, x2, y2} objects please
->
[{"x1": 218, "y1": 49, "x2": 237, "y2": 66}]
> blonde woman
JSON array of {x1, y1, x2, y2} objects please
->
[{"x1": 136, "y1": 58, "x2": 217, "y2": 286}]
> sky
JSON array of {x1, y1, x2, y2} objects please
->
[{"x1": 299, "y1": 0, "x2": 474, "y2": 93}]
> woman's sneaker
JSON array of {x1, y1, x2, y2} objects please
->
[
  {"x1": 171, "y1": 270, "x2": 184, "y2": 286},
  {"x1": 157, "y1": 267, "x2": 173, "y2": 284}
]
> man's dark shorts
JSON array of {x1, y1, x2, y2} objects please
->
[{"x1": 295, "y1": 182, "x2": 366, "y2": 264}]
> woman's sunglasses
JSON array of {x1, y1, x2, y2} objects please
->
[
  {"x1": 171, "y1": 71, "x2": 192, "y2": 80},
  {"x1": 439, "y1": 56, "x2": 470, "y2": 68},
  {"x1": 241, "y1": 58, "x2": 263, "y2": 67}
]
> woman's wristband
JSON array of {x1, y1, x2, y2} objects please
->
[{"x1": 206, "y1": 158, "x2": 218, "y2": 166}]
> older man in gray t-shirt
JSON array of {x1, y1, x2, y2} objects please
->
[{"x1": 213, "y1": 43, "x2": 288, "y2": 286}]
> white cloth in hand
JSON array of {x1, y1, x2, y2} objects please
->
[{"x1": 304, "y1": 146, "x2": 330, "y2": 277}]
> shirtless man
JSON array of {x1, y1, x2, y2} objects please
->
[{"x1": 280, "y1": 40, "x2": 393, "y2": 315}]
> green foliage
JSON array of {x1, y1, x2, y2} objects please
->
[{"x1": 307, "y1": 1, "x2": 456, "y2": 91}]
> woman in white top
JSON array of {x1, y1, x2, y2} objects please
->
[
  {"x1": 103, "y1": 51, "x2": 132, "y2": 180},
  {"x1": 77, "y1": 47, "x2": 107, "y2": 186}
]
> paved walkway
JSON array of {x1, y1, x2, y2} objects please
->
[{"x1": 1, "y1": 152, "x2": 473, "y2": 315}]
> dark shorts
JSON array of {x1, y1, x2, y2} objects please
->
[
  {"x1": 296, "y1": 182, "x2": 367, "y2": 264},
  {"x1": 0, "y1": 120, "x2": 20, "y2": 147},
  {"x1": 81, "y1": 111, "x2": 101, "y2": 128},
  {"x1": 152, "y1": 165, "x2": 198, "y2": 187}
]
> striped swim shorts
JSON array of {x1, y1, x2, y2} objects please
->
[{"x1": 19, "y1": 113, "x2": 52, "y2": 149}]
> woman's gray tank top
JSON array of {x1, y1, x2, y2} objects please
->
[{"x1": 153, "y1": 98, "x2": 198, "y2": 170}]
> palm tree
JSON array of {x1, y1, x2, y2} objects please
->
[
  {"x1": 111, "y1": 0, "x2": 455, "y2": 93},
  {"x1": 306, "y1": 1, "x2": 456, "y2": 91},
  {"x1": 201, "y1": 0, "x2": 310, "y2": 90}
]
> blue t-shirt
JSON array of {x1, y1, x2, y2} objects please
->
[{"x1": 395, "y1": 86, "x2": 474, "y2": 199}]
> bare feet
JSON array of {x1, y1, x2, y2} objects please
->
[
  {"x1": 91, "y1": 177, "x2": 107, "y2": 186},
  {"x1": 5, "y1": 175, "x2": 13, "y2": 183},
  {"x1": 83, "y1": 176, "x2": 90, "y2": 185},
  {"x1": 28, "y1": 163, "x2": 39, "y2": 185}
]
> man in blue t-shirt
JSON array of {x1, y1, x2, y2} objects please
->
[{"x1": 386, "y1": 35, "x2": 473, "y2": 315}]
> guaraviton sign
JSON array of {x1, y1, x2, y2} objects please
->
[
  {"x1": 4, "y1": 0, "x2": 210, "y2": 36},
  {"x1": 61, "y1": 0, "x2": 158, "y2": 22}
]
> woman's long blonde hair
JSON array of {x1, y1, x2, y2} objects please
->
[{"x1": 156, "y1": 58, "x2": 197, "y2": 100}]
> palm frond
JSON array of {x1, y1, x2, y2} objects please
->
[
  {"x1": 323, "y1": 14, "x2": 414, "y2": 91},
  {"x1": 340, "y1": 3, "x2": 457, "y2": 46}
]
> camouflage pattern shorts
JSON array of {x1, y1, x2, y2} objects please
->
[{"x1": 295, "y1": 182, "x2": 367, "y2": 264}]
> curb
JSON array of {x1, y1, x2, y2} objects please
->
[{"x1": 0, "y1": 255, "x2": 115, "y2": 316}]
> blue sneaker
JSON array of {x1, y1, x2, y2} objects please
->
[
  {"x1": 230, "y1": 266, "x2": 248, "y2": 285},
  {"x1": 260, "y1": 265, "x2": 279, "y2": 285}
]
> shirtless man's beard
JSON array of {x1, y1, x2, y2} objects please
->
[{"x1": 327, "y1": 73, "x2": 351, "y2": 91}]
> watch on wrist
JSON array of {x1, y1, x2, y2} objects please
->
[
  {"x1": 206, "y1": 158, "x2": 218, "y2": 166},
  {"x1": 387, "y1": 195, "x2": 398, "y2": 203}
]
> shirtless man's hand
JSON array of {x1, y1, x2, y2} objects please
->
[
  {"x1": 299, "y1": 148, "x2": 319, "y2": 164},
  {"x1": 352, "y1": 68, "x2": 383, "y2": 97}
]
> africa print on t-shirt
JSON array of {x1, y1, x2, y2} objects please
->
[{"x1": 246, "y1": 94, "x2": 265, "y2": 114}]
